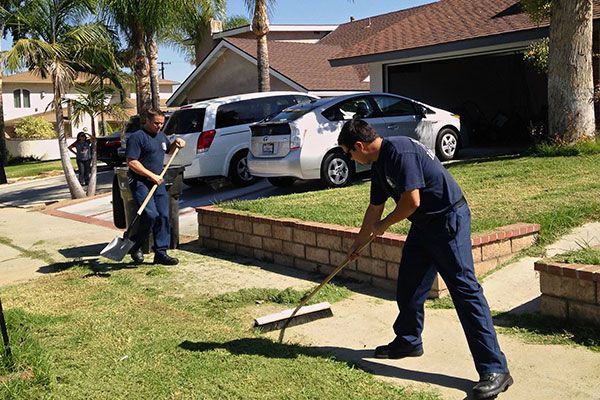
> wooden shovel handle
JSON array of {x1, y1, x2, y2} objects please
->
[{"x1": 137, "y1": 147, "x2": 180, "y2": 216}]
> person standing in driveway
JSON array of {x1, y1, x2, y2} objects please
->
[
  {"x1": 68, "y1": 130, "x2": 93, "y2": 185},
  {"x1": 126, "y1": 109, "x2": 185, "y2": 265},
  {"x1": 338, "y1": 119, "x2": 512, "y2": 400}
]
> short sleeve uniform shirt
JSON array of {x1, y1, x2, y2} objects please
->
[
  {"x1": 370, "y1": 137, "x2": 463, "y2": 226},
  {"x1": 126, "y1": 129, "x2": 171, "y2": 181}
]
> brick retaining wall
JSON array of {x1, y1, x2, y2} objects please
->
[
  {"x1": 196, "y1": 206, "x2": 540, "y2": 297},
  {"x1": 534, "y1": 261, "x2": 600, "y2": 326}
]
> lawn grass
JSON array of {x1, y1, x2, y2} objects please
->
[
  {"x1": 222, "y1": 154, "x2": 600, "y2": 250},
  {"x1": 0, "y1": 264, "x2": 439, "y2": 400},
  {"x1": 5, "y1": 159, "x2": 77, "y2": 179}
]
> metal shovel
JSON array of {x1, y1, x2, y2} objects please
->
[{"x1": 100, "y1": 148, "x2": 179, "y2": 261}]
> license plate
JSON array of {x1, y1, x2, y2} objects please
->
[{"x1": 262, "y1": 143, "x2": 274, "y2": 154}]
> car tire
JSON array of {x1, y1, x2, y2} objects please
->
[
  {"x1": 112, "y1": 175, "x2": 126, "y2": 229},
  {"x1": 320, "y1": 152, "x2": 354, "y2": 188},
  {"x1": 228, "y1": 150, "x2": 257, "y2": 187},
  {"x1": 267, "y1": 177, "x2": 296, "y2": 187},
  {"x1": 435, "y1": 128, "x2": 459, "y2": 161}
]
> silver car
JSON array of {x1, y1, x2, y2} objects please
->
[{"x1": 248, "y1": 93, "x2": 464, "y2": 188}]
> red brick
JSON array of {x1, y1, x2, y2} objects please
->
[
  {"x1": 540, "y1": 273, "x2": 596, "y2": 303},
  {"x1": 316, "y1": 233, "x2": 343, "y2": 251},
  {"x1": 274, "y1": 254, "x2": 294, "y2": 267},
  {"x1": 254, "y1": 249, "x2": 273, "y2": 262},
  {"x1": 387, "y1": 262, "x2": 399, "y2": 280},
  {"x1": 253, "y1": 222, "x2": 272, "y2": 237},
  {"x1": 198, "y1": 225, "x2": 211, "y2": 238},
  {"x1": 295, "y1": 258, "x2": 318, "y2": 272},
  {"x1": 481, "y1": 240, "x2": 511, "y2": 261},
  {"x1": 272, "y1": 225, "x2": 293, "y2": 241},
  {"x1": 217, "y1": 215, "x2": 235, "y2": 230},
  {"x1": 343, "y1": 237, "x2": 371, "y2": 257},
  {"x1": 306, "y1": 246, "x2": 330, "y2": 264},
  {"x1": 243, "y1": 233, "x2": 262, "y2": 249},
  {"x1": 282, "y1": 241, "x2": 305, "y2": 258},
  {"x1": 236, "y1": 245, "x2": 254, "y2": 258},
  {"x1": 293, "y1": 229, "x2": 316, "y2": 246},
  {"x1": 262, "y1": 238, "x2": 283, "y2": 253},
  {"x1": 511, "y1": 235, "x2": 537, "y2": 252},
  {"x1": 534, "y1": 262, "x2": 548, "y2": 273},
  {"x1": 577, "y1": 265, "x2": 600, "y2": 282},
  {"x1": 356, "y1": 257, "x2": 387, "y2": 278},
  {"x1": 203, "y1": 213, "x2": 219, "y2": 227},
  {"x1": 472, "y1": 246, "x2": 482, "y2": 263},
  {"x1": 562, "y1": 266, "x2": 578, "y2": 279},
  {"x1": 234, "y1": 218, "x2": 253, "y2": 234},
  {"x1": 540, "y1": 295, "x2": 568, "y2": 319},
  {"x1": 330, "y1": 251, "x2": 356, "y2": 270},
  {"x1": 371, "y1": 242, "x2": 402, "y2": 263},
  {"x1": 569, "y1": 302, "x2": 600, "y2": 326},
  {"x1": 213, "y1": 227, "x2": 243, "y2": 244}
]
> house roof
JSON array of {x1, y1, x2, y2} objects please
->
[
  {"x1": 224, "y1": 37, "x2": 368, "y2": 91},
  {"x1": 3, "y1": 70, "x2": 179, "y2": 85},
  {"x1": 214, "y1": 24, "x2": 339, "y2": 39},
  {"x1": 330, "y1": 0, "x2": 600, "y2": 66}
]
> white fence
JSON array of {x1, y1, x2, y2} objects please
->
[{"x1": 6, "y1": 138, "x2": 77, "y2": 161}]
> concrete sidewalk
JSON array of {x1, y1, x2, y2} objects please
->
[{"x1": 1, "y1": 206, "x2": 599, "y2": 399}]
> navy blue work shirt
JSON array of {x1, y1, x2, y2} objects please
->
[
  {"x1": 370, "y1": 137, "x2": 464, "y2": 226},
  {"x1": 126, "y1": 128, "x2": 171, "y2": 181}
]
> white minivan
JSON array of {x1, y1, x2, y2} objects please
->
[{"x1": 164, "y1": 91, "x2": 318, "y2": 186}]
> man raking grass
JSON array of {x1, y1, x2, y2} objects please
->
[{"x1": 336, "y1": 119, "x2": 512, "y2": 400}]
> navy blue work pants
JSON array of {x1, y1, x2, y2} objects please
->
[
  {"x1": 393, "y1": 203, "x2": 508, "y2": 375},
  {"x1": 129, "y1": 179, "x2": 170, "y2": 256}
]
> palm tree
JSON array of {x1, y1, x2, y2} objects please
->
[
  {"x1": 5, "y1": 0, "x2": 120, "y2": 198},
  {"x1": 244, "y1": 0, "x2": 276, "y2": 92},
  {"x1": 0, "y1": 0, "x2": 23, "y2": 185},
  {"x1": 102, "y1": 0, "x2": 190, "y2": 115},
  {"x1": 164, "y1": 0, "x2": 227, "y2": 67},
  {"x1": 69, "y1": 82, "x2": 126, "y2": 196}
]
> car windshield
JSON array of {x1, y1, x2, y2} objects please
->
[{"x1": 263, "y1": 98, "x2": 327, "y2": 123}]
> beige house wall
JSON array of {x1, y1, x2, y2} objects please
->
[{"x1": 185, "y1": 49, "x2": 297, "y2": 102}]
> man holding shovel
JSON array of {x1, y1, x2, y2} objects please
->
[
  {"x1": 126, "y1": 109, "x2": 185, "y2": 265},
  {"x1": 338, "y1": 119, "x2": 512, "y2": 400}
]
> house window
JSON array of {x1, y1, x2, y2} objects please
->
[{"x1": 13, "y1": 89, "x2": 31, "y2": 108}]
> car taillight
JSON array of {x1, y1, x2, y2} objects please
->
[
  {"x1": 290, "y1": 125, "x2": 303, "y2": 150},
  {"x1": 197, "y1": 130, "x2": 216, "y2": 153},
  {"x1": 105, "y1": 139, "x2": 121, "y2": 147}
]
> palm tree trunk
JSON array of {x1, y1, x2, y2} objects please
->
[
  {"x1": 548, "y1": 0, "x2": 595, "y2": 143},
  {"x1": 256, "y1": 34, "x2": 270, "y2": 92},
  {"x1": 0, "y1": 26, "x2": 7, "y2": 185},
  {"x1": 252, "y1": 0, "x2": 270, "y2": 92},
  {"x1": 87, "y1": 115, "x2": 97, "y2": 196},
  {"x1": 133, "y1": 28, "x2": 152, "y2": 116},
  {"x1": 147, "y1": 35, "x2": 161, "y2": 110},
  {"x1": 53, "y1": 73, "x2": 85, "y2": 199}
]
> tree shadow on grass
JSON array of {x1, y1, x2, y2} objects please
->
[{"x1": 179, "y1": 338, "x2": 475, "y2": 396}]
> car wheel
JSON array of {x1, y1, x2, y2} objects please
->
[
  {"x1": 436, "y1": 128, "x2": 459, "y2": 161},
  {"x1": 267, "y1": 177, "x2": 296, "y2": 187},
  {"x1": 228, "y1": 150, "x2": 257, "y2": 187},
  {"x1": 112, "y1": 175, "x2": 126, "y2": 229},
  {"x1": 320, "y1": 152, "x2": 354, "y2": 188}
]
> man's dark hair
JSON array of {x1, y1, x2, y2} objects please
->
[
  {"x1": 337, "y1": 119, "x2": 379, "y2": 149},
  {"x1": 141, "y1": 109, "x2": 165, "y2": 124}
]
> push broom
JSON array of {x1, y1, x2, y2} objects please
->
[
  {"x1": 100, "y1": 148, "x2": 179, "y2": 261},
  {"x1": 254, "y1": 235, "x2": 375, "y2": 338}
]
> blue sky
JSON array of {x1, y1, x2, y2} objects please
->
[{"x1": 161, "y1": 0, "x2": 435, "y2": 83}]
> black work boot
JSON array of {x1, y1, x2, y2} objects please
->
[
  {"x1": 473, "y1": 372, "x2": 513, "y2": 399},
  {"x1": 374, "y1": 342, "x2": 424, "y2": 359},
  {"x1": 130, "y1": 248, "x2": 144, "y2": 264},
  {"x1": 153, "y1": 253, "x2": 179, "y2": 266}
]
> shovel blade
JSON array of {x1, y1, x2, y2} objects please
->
[{"x1": 100, "y1": 236, "x2": 135, "y2": 261}]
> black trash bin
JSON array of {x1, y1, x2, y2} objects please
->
[{"x1": 113, "y1": 166, "x2": 184, "y2": 253}]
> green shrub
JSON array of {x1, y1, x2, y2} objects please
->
[{"x1": 13, "y1": 116, "x2": 55, "y2": 139}]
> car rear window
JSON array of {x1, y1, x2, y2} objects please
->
[
  {"x1": 163, "y1": 108, "x2": 206, "y2": 135},
  {"x1": 215, "y1": 95, "x2": 298, "y2": 129},
  {"x1": 264, "y1": 98, "x2": 325, "y2": 123}
]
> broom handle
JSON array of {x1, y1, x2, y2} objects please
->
[
  {"x1": 136, "y1": 147, "x2": 179, "y2": 216},
  {"x1": 289, "y1": 235, "x2": 375, "y2": 319}
]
